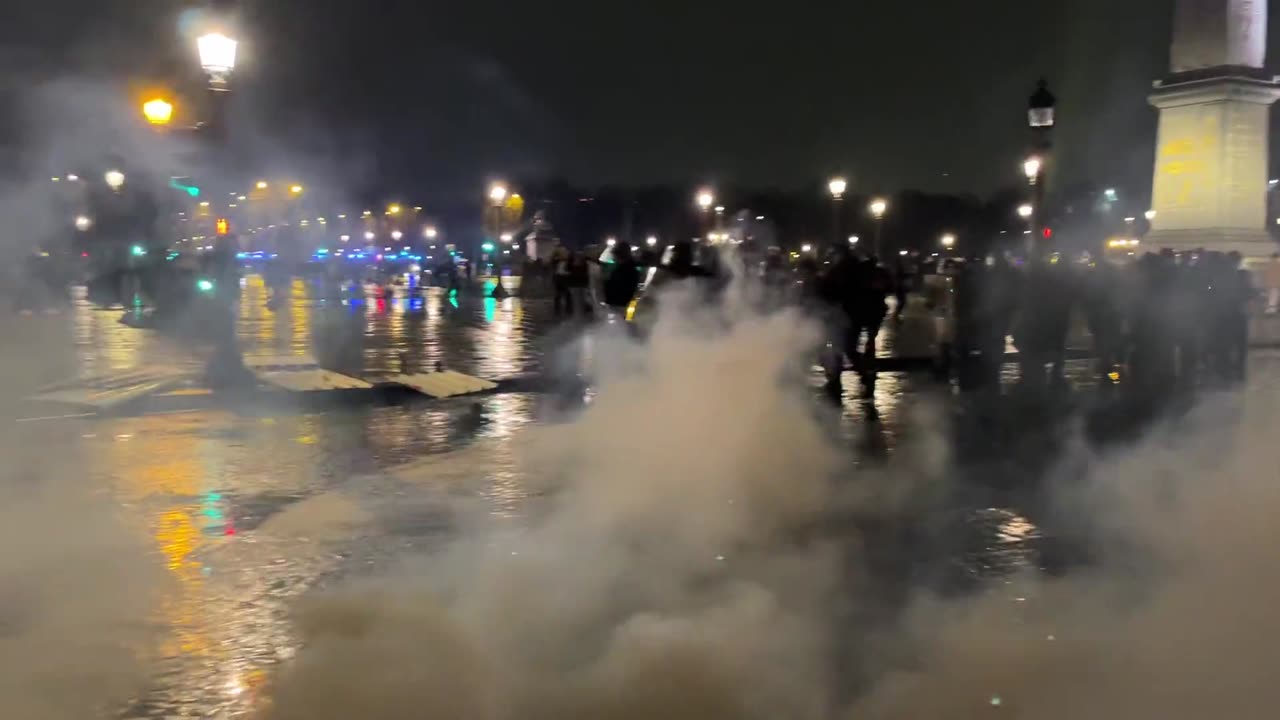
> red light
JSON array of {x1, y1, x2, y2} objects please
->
[
  {"x1": 80, "y1": 252, "x2": 89, "y2": 258},
  {"x1": 1042, "y1": 227, "x2": 1053, "y2": 239}
]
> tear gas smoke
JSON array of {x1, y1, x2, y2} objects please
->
[{"x1": 264, "y1": 274, "x2": 1280, "y2": 719}]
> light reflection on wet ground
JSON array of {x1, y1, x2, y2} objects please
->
[{"x1": 0, "y1": 280, "x2": 1137, "y2": 718}]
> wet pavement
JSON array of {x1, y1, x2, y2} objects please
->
[{"x1": 1, "y1": 276, "x2": 1274, "y2": 718}]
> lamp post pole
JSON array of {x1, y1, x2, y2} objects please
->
[{"x1": 1025, "y1": 78, "x2": 1056, "y2": 261}]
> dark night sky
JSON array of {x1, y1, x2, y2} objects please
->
[{"x1": 6, "y1": 0, "x2": 1275, "y2": 203}]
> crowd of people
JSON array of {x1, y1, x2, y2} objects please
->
[{"x1": 947, "y1": 249, "x2": 1261, "y2": 392}]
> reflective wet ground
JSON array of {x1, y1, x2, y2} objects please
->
[{"x1": 2, "y1": 277, "x2": 1275, "y2": 718}]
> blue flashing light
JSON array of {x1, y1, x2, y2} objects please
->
[
  {"x1": 235, "y1": 251, "x2": 248, "y2": 259},
  {"x1": 317, "y1": 248, "x2": 329, "y2": 254}
]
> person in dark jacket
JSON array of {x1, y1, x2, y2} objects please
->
[{"x1": 603, "y1": 242, "x2": 640, "y2": 310}]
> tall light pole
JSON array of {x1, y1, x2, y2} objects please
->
[
  {"x1": 1025, "y1": 78, "x2": 1056, "y2": 260},
  {"x1": 197, "y1": 31, "x2": 238, "y2": 138},
  {"x1": 869, "y1": 197, "x2": 888, "y2": 258},
  {"x1": 828, "y1": 177, "x2": 847, "y2": 249},
  {"x1": 695, "y1": 188, "x2": 714, "y2": 238}
]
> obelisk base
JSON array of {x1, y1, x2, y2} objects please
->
[{"x1": 1146, "y1": 227, "x2": 1278, "y2": 259}]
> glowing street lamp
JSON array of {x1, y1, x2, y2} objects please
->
[
  {"x1": 289, "y1": 184, "x2": 304, "y2": 196},
  {"x1": 828, "y1": 177, "x2": 847, "y2": 199},
  {"x1": 142, "y1": 98, "x2": 174, "y2": 126},
  {"x1": 1023, "y1": 156, "x2": 1042, "y2": 184},
  {"x1": 940, "y1": 232, "x2": 957, "y2": 250},
  {"x1": 869, "y1": 197, "x2": 888, "y2": 257},
  {"x1": 489, "y1": 182, "x2": 508, "y2": 204},
  {"x1": 104, "y1": 169, "x2": 125, "y2": 191},
  {"x1": 606, "y1": 237, "x2": 617, "y2": 247},
  {"x1": 74, "y1": 215, "x2": 93, "y2": 232},
  {"x1": 364, "y1": 231, "x2": 376, "y2": 241},
  {"x1": 646, "y1": 235, "x2": 658, "y2": 247},
  {"x1": 387, "y1": 203, "x2": 402, "y2": 215},
  {"x1": 848, "y1": 235, "x2": 860, "y2": 246},
  {"x1": 391, "y1": 230, "x2": 403, "y2": 241},
  {"x1": 1145, "y1": 209, "x2": 1157, "y2": 221},
  {"x1": 1018, "y1": 204, "x2": 1034, "y2": 219},
  {"x1": 695, "y1": 188, "x2": 714, "y2": 211},
  {"x1": 256, "y1": 180, "x2": 268, "y2": 190},
  {"x1": 424, "y1": 226, "x2": 438, "y2": 239},
  {"x1": 197, "y1": 32, "x2": 238, "y2": 84}
]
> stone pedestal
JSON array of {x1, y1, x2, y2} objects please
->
[{"x1": 1148, "y1": 72, "x2": 1280, "y2": 258}]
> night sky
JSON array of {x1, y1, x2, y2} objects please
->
[{"x1": 6, "y1": 0, "x2": 1275, "y2": 203}]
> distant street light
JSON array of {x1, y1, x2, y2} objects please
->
[
  {"x1": 388, "y1": 204, "x2": 402, "y2": 215},
  {"x1": 1018, "y1": 203, "x2": 1034, "y2": 219},
  {"x1": 424, "y1": 226, "x2": 438, "y2": 239},
  {"x1": 256, "y1": 180, "x2": 268, "y2": 190},
  {"x1": 801, "y1": 243, "x2": 813, "y2": 254},
  {"x1": 1023, "y1": 156, "x2": 1042, "y2": 184},
  {"x1": 489, "y1": 183, "x2": 508, "y2": 204},
  {"x1": 500, "y1": 233, "x2": 514, "y2": 243},
  {"x1": 364, "y1": 231, "x2": 376, "y2": 241},
  {"x1": 391, "y1": 230, "x2": 404, "y2": 241},
  {"x1": 1145, "y1": 209, "x2": 1157, "y2": 221},
  {"x1": 696, "y1": 188, "x2": 714, "y2": 210},
  {"x1": 940, "y1": 232, "x2": 957, "y2": 250},
  {"x1": 646, "y1": 235, "x2": 658, "y2": 247},
  {"x1": 828, "y1": 177, "x2": 848, "y2": 247},
  {"x1": 74, "y1": 215, "x2": 93, "y2": 231},
  {"x1": 869, "y1": 198, "x2": 888, "y2": 257},
  {"x1": 142, "y1": 98, "x2": 174, "y2": 126},
  {"x1": 289, "y1": 184, "x2": 304, "y2": 195},
  {"x1": 104, "y1": 169, "x2": 125, "y2": 191},
  {"x1": 606, "y1": 237, "x2": 616, "y2": 247},
  {"x1": 848, "y1": 235, "x2": 860, "y2": 246}
]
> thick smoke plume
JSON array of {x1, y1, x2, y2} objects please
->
[{"x1": 263, "y1": 269, "x2": 1280, "y2": 718}]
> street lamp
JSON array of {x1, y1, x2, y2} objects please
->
[
  {"x1": 364, "y1": 231, "x2": 376, "y2": 241},
  {"x1": 828, "y1": 176, "x2": 847, "y2": 248},
  {"x1": 848, "y1": 235, "x2": 860, "y2": 246},
  {"x1": 289, "y1": 184, "x2": 304, "y2": 196},
  {"x1": 74, "y1": 215, "x2": 93, "y2": 231},
  {"x1": 1018, "y1": 204, "x2": 1034, "y2": 219},
  {"x1": 606, "y1": 236, "x2": 617, "y2": 247},
  {"x1": 104, "y1": 169, "x2": 125, "y2": 191},
  {"x1": 1145, "y1": 209, "x2": 1157, "y2": 221},
  {"x1": 1023, "y1": 156, "x2": 1042, "y2": 184},
  {"x1": 696, "y1": 188, "x2": 714, "y2": 211},
  {"x1": 142, "y1": 98, "x2": 174, "y2": 126},
  {"x1": 940, "y1": 233, "x2": 956, "y2": 250},
  {"x1": 256, "y1": 180, "x2": 268, "y2": 190},
  {"x1": 424, "y1": 226, "x2": 438, "y2": 239},
  {"x1": 197, "y1": 32, "x2": 238, "y2": 85},
  {"x1": 391, "y1": 230, "x2": 404, "y2": 241},
  {"x1": 489, "y1": 183, "x2": 508, "y2": 204},
  {"x1": 869, "y1": 198, "x2": 888, "y2": 258},
  {"x1": 388, "y1": 203, "x2": 402, "y2": 215},
  {"x1": 646, "y1": 235, "x2": 658, "y2": 247}
]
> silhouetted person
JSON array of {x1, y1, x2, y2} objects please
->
[
  {"x1": 1214, "y1": 251, "x2": 1253, "y2": 383},
  {"x1": 853, "y1": 256, "x2": 892, "y2": 386},
  {"x1": 603, "y1": 242, "x2": 640, "y2": 312},
  {"x1": 551, "y1": 244, "x2": 572, "y2": 317},
  {"x1": 568, "y1": 250, "x2": 590, "y2": 315}
]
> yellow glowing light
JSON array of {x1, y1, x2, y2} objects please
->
[
  {"x1": 142, "y1": 98, "x2": 174, "y2": 126},
  {"x1": 289, "y1": 184, "x2": 303, "y2": 195},
  {"x1": 388, "y1": 204, "x2": 402, "y2": 215},
  {"x1": 256, "y1": 180, "x2": 268, "y2": 190},
  {"x1": 869, "y1": 198, "x2": 888, "y2": 218}
]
